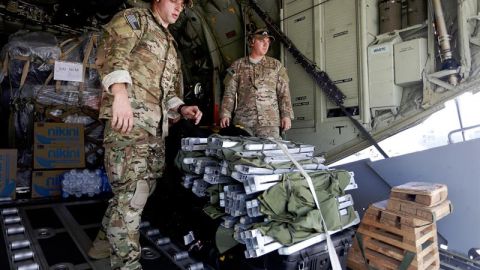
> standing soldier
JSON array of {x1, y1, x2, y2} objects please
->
[
  {"x1": 219, "y1": 28, "x2": 294, "y2": 139},
  {"x1": 88, "y1": 0, "x2": 201, "y2": 269}
]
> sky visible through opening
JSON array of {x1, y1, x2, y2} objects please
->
[{"x1": 332, "y1": 91, "x2": 480, "y2": 166}]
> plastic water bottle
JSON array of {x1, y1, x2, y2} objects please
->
[
  {"x1": 61, "y1": 173, "x2": 70, "y2": 198},
  {"x1": 84, "y1": 169, "x2": 101, "y2": 197},
  {"x1": 71, "y1": 170, "x2": 82, "y2": 197},
  {"x1": 62, "y1": 169, "x2": 102, "y2": 198},
  {"x1": 98, "y1": 168, "x2": 111, "y2": 193}
]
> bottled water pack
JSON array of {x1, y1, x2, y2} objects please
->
[{"x1": 62, "y1": 169, "x2": 109, "y2": 198}]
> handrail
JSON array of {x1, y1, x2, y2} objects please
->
[{"x1": 447, "y1": 123, "x2": 480, "y2": 144}]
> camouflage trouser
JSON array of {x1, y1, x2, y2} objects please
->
[
  {"x1": 249, "y1": 125, "x2": 281, "y2": 139},
  {"x1": 95, "y1": 123, "x2": 165, "y2": 270}
]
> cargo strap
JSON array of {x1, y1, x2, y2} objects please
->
[
  {"x1": 356, "y1": 233, "x2": 415, "y2": 270},
  {"x1": 247, "y1": 0, "x2": 389, "y2": 159},
  {"x1": 270, "y1": 139, "x2": 342, "y2": 270},
  {"x1": 356, "y1": 233, "x2": 375, "y2": 270},
  {"x1": 399, "y1": 251, "x2": 416, "y2": 270},
  {"x1": 42, "y1": 37, "x2": 99, "y2": 89},
  {"x1": 58, "y1": 38, "x2": 83, "y2": 92},
  {"x1": 79, "y1": 35, "x2": 97, "y2": 94},
  {"x1": 20, "y1": 57, "x2": 30, "y2": 89},
  {"x1": 4, "y1": 55, "x2": 33, "y2": 89}
]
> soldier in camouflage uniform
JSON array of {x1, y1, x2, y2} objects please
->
[
  {"x1": 220, "y1": 28, "x2": 294, "y2": 139},
  {"x1": 88, "y1": 0, "x2": 201, "y2": 269}
]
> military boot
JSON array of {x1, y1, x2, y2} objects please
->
[{"x1": 87, "y1": 239, "x2": 110, "y2": 259}]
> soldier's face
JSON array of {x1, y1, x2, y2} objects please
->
[
  {"x1": 154, "y1": 0, "x2": 185, "y2": 27},
  {"x1": 251, "y1": 36, "x2": 271, "y2": 56}
]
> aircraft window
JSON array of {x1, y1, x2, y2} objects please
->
[{"x1": 332, "y1": 91, "x2": 480, "y2": 166}]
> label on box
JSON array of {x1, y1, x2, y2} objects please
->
[
  {"x1": 34, "y1": 122, "x2": 84, "y2": 146},
  {"x1": 0, "y1": 150, "x2": 17, "y2": 199},
  {"x1": 54, "y1": 61, "x2": 84, "y2": 82},
  {"x1": 32, "y1": 170, "x2": 67, "y2": 198},
  {"x1": 34, "y1": 145, "x2": 85, "y2": 169}
]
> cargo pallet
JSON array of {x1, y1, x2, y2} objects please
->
[{"x1": 348, "y1": 201, "x2": 440, "y2": 270}]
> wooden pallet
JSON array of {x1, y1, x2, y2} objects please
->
[
  {"x1": 347, "y1": 201, "x2": 440, "y2": 270},
  {"x1": 347, "y1": 247, "x2": 439, "y2": 270},
  {"x1": 386, "y1": 198, "x2": 452, "y2": 222},
  {"x1": 390, "y1": 182, "x2": 448, "y2": 207},
  {"x1": 366, "y1": 200, "x2": 432, "y2": 228}
]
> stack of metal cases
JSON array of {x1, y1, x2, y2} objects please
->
[
  {"x1": 264, "y1": 228, "x2": 355, "y2": 270},
  {"x1": 177, "y1": 135, "x2": 360, "y2": 259}
]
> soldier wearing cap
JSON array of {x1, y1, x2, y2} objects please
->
[
  {"x1": 88, "y1": 0, "x2": 200, "y2": 269},
  {"x1": 220, "y1": 28, "x2": 294, "y2": 139}
]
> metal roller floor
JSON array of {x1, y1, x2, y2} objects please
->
[{"x1": 0, "y1": 199, "x2": 197, "y2": 270}]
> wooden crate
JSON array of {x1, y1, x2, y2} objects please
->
[
  {"x1": 387, "y1": 198, "x2": 452, "y2": 222},
  {"x1": 347, "y1": 201, "x2": 440, "y2": 270},
  {"x1": 390, "y1": 182, "x2": 448, "y2": 207}
]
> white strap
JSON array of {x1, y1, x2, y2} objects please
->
[{"x1": 271, "y1": 139, "x2": 342, "y2": 270}]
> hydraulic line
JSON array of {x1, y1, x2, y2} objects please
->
[
  {"x1": 247, "y1": 0, "x2": 389, "y2": 159},
  {"x1": 431, "y1": 0, "x2": 458, "y2": 86}
]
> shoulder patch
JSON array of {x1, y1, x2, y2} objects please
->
[{"x1": 125, "y1": 13, "x2": 141, "y2": 30}]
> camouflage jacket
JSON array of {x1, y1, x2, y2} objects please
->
[
  {"x1": 98, "y1": 8, "x2": 184, "y2": 137},
  {"x1": 220, "y1": 56, "x2": 294, "y2": 127}
]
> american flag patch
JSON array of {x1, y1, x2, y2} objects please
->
[{"x1": 125, "y1": 14, "x2": 140, "y2": 30}]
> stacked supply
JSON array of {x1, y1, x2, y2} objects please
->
[
  {"x1": 61, "y1": 168, "x2": 110, "y2": 198},
  {"x1": 176, "y1": 134, "x2": 361, "y2": 264},
  {"x1": 0, "y1": 31, "x2": 104, "y2": 193},
  {"x1": 348, "y1": 182, "x2": 453, "y2": 270},
  {"x1": 176, "y1": 137, "x2": 230, "y2": 198}
]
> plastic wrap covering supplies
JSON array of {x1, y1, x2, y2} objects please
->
[
  {"x1": 0, "y1": 31, "x2": 61, "y2": 88},
  {"x1": 34, "y1": 84, "x2": 101, "y2": 110},
  {"x1": 1, "y1": 32, "x2": 102, "y2": 108},
  {"x1": 62, "y1": 168, "x2": 111, "y2": 198},
  {"x1": 17, "y1": 148, "x2": 33, "y2": 170},
  {"x1": 84, "y1": 122, "x2": 105, "y2": 169},
  {"x1": 16, "y1": 168, "x2": 32, "y2": 192},
  {"x1": 58, "y1": 33, "x2": 101, "y2": 89},
  {"x1": 62, "y1": 114, "x2": 105, "y2": 169},
  {"x1": 10, "y1": 91, "x2": 35, "y2": 168}
]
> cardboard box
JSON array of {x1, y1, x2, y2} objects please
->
[
  {"x1": 0, "y1": 149, "x2": 17, "y2": 199},
  {"x1": 34, "y1": 122, "x2": 84, "y2": 146},
  {"x1": 31, "y1": 170, "x2": 68, "y2": 198},
  {"x1": 34, "y1": 144, "x2": 85, "y2": 169}
]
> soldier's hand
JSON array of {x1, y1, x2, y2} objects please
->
[
  {"x1": 220, "y1": 117, "x2": 230, "y2": 128},
  {"x1": 180, "y1": 105, "x2": 203, "y2": 125},
  {"x1": 111, "y1": 84, "x2": 134, "y2": 134},
  {"x1": 281, "y1": 117, "x2": 291, "y2": 131}
]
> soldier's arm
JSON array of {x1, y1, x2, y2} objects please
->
[
  {"x1": 166, "y1": 58, "x2": 185, "y2": 118},
  {"x1": 220, "y1": 65, "x2": 239, "y2": 121},
  {"x1": 101, "y1": 10, "x2": 142, "y2": 133},
  {"x1": 101, "y1": 10, "x2": 141, "y2": 94},
  {"x1": 111, "y1": 84, "x2": 133, "y2": 133},
  {"x1": 168, "y1": 60, "x2": 203, "y2": 125},
  {"x1": 276, "y1": 65, "x2": 294, "y2": 120}
]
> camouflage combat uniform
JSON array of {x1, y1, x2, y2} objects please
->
[
  {"x1": 94, "y1": 7, "x2": 184, "y2": 270},
  {"x1": 220, "y1": 56, "x2": 294, "y2": 139}
]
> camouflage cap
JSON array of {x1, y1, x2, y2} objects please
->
[{"x1": 249, "y1": 28, "x2": 275, "y2": 41}]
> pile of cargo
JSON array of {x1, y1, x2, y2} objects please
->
[
  {"x1": 0, "y1": 31, "x2": 106, "y2": 200},
  {"x1": 348, "y1": 182, "x2": 453, "y2": 270},
  {"x1": 176, "y1": 134, "x2": 361, "y2": 263}
]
